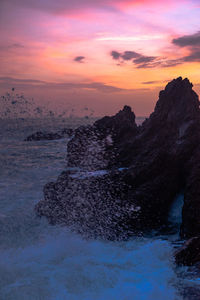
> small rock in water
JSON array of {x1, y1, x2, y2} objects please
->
[{"x1": 24, "y1": 128, "x2": 74, "y2": 141}]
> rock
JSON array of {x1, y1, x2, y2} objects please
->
[
  {"x1": 35, "y1": 169, "x2": 140, "y2": 240},
  {"x1": 175, "y1": 237, "x2": 200, "y2": 266},
  {"x1": 24, "y1": 128, "x2": 74, "y2": 141},
  {"x1": 35, "y1": 77, "x2": 200, "y2": 240},
  {"x1": 67, "y1": 105, "x2": 138, "y2": 170},
  {"x1": 180, "y1": 150, "x2": 200, "y2": 239}
]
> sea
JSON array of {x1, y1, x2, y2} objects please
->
[{"x1": 0, "y1": 117, "x2": 200, "y2": 300}]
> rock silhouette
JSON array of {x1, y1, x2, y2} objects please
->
[
  {"x1": 67, "y1": 105, "x2": 138, "y2": 171},
  {"x1": 175, "y1": 237, "x2": 200, "y2": 266},
  {"x1": 35, "y1": 77, "x2": 200, "y2": 243},
  {"x1": 25, "y1": 128, "x2": 74, "y2": 141}
]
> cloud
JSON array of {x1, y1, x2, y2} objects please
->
[
  {"x1": 110, "y1": 51, "x2": 121, "y2": 60},
  {"x1": 0, "y1": 77, "x2": 140, "y2": 93},
  {"x1": 142, "y1": 79, "x2": 172, "y2": 85},
  {"x1": 110, "y1": 31, "x2": 200, "y2": 69},
  {"x1": 136, "y1": 57, "x2": 186, "y2": 69},
  {"x1": 142, "y1": 80, "x2": 161, "y2": 84},
  {"x1": 133, "y1": 55, "x2": 158, "y2": 68},
  {"x1": 10, "y1": 43, "x2": 25, "y2": 48},
  {"x1": 110, "y1": 38, "x2": 200, "y2": 69},
  {"x1": 161, "y1": 58, "x2": 184, "y2": 67},
  {"x1": 0, "y1": 77, "x2": 46, "y2": 84},
  {"x1": 110, "y1": 50, "x2": 140, "y2": 61},
  {"x1": 121, "y1": 51, "x2": 140, "y2": 60},
  {"x1": 74, "y1": 56, "x2": 85, "y2": 63},
  {"x1": 183, "y1": 50, "x2": 200, "y2": 62},
  {"x1": 110, "y1": 50, "x2": 159, "y2": 68},
  {"x1": 0, "y1": 43, "x2": 25, "y2": 52},
  {"x1": 172, "y1": 31, "x2": 200, "y2": 63},
  {"x1": 0, "y1": 0, "x2": 168, "y2": 15},
  {"x1": 133, "y1": 56, "x2": 156, "y2": 64},
  {"x1": 172, "y1": 31, "x2": 200, "y2": 47}
]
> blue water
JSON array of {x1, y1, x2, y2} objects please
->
[{"x1": 0, "y1": 118, "x2": 199, "y2": 300}]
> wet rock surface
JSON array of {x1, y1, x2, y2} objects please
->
[
  {"x1": 67, "y1": 105, "x2": 138, "y2": 170},
  {"x1": 175, "y1": 237, "x2": 200, "y2": 266},
  {"x1": 25, "y1": 128, "x2": 74, "y2": 141},
  {"x1": 35, "y1": 77, "x2": 200, "y2": 242}
]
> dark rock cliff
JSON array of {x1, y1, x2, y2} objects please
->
[{"x1": 35, "y1": 77, "x2": 200, "y2": 243}]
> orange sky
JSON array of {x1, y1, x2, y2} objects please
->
[{"x1": 0, "y1": 0, "x2": 200, "y2": 116}]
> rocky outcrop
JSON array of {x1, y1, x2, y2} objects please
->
[
  {"x1": 35, "y1": 77, "x2": 200, "y2": 241},
  {"x1": 36, "y1": 169, "x2": 140, "y2": 240},
  {"x1": 24, "y1": 128, "x2": 74, "y2": 141},
  {"x1": 67, "y1": 105, "x2": 138, "y2": 170},
  {"x1": 175, "y1": 237, "x2": 200, "y2": 266},
  {"x1": 180, "y1": 151, "x2": 200, "y2": 239}
]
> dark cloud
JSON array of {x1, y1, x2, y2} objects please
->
[
  {"x1": 161, "y1": 58, "x2": 184, "y2": 68},
  {"x1": 110, "y1": 41, "x2": 200, "y2": 69},
  {"x1": 142, "y1": 80, "x2": 161, "y2": 84},
  {"x1": 121, "y1": 51, "x2": 140, "y2": 60},
  {"x1": 0, "y1": 77, "x2": 46, "y2": 84},
  {"x1": 133, "y1": 56, "x2": 156, "y2": 64},
  {"x1": 133, "y1": 55, "x2": 158, "y2": 68},
  {"x1": 183, "y1": 50, "x2": 200, "y2": 62},
  {"x1": 160, "y1": 50, "x2": 200, "y2": 67},
  {"x1": 0, "y1": 43, "x2": 25, "y2": 52},
  {"x1": 137, "y1": 58, "x2": 185, "y2": 69},
  {"x1": 110, "y1": 51, "x2": 121, "y2": 60},
  {"x1": 11, "y1": 43, "x2": 24, "y2": 48},
  {"x1": 171, "y1": 31, "x2": 200, "y2": 64},
  {"x1": 142, "y1": 79, "x2": 172, "y2": 85},
  {"x1": 110, "y1": 32, "x2": 200, "y2": 70},
  {"x1": 74, "y1": 56, "x2": 85, "y2": 63},
  {"x1": 136, "y1": 62, "x2": 158, "y2": 69},
  {"x1": 172, "y1": 31, "x2": 200, "y2": 47},
  {"x1": 110, "y1": 50, "x2": 159, "y2": 68},
  {"x1": 0, "y1": 77, "x2": 139, "y2": 93},
  {"x1": 110, "y1": 50, "x2": 141, "y2": 61},
  {"x1": 0, "y1": 0, "x2": 124, "y2": 15}
]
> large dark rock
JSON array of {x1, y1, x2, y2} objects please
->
[
  {"x1": 175, "y1": 237, "x2": 200, "y2": 266},
  {"x1": 36, "y1": 170, "x2": 140, "y2": 240},
  {"x1": 67, "y1": 105, "x2": 138, "y2": 170},
  {"x1": 35, "y1": 77, "x2": 200, "y2": 241},
  {"x1": 180, "y1": 150, "x2": 200, "y2": 239},
  {"x1": 24, "y1": 128, "x2": 74, "y2": 141}
]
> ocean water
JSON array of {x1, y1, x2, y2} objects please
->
[{"x1": 0, "y1": 118, "x2": 200, "y2": 300}]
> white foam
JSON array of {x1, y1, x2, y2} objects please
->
[{"x1": 0, "y1": 229, "x2": 181, "y2": 300}]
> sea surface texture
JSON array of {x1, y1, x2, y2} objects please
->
[{"x1": 0, "y1": 117, "x2": 200, "y2": 300}]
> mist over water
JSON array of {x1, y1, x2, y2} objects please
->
[{"x1": 0, "y1": 117, "x2": 199, "y2": 300}]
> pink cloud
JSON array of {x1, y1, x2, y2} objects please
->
[{"x1": 0, "y1": 0, "x2": 186, "y2": 16}]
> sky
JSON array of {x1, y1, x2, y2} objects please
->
[{"x1": 0, "y1": 0, "x2": 200, "y2": 116}]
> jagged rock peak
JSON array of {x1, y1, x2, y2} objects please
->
[
  {"x1": 164, "y1": 77, "x2": 193, "y2": 94},
  {"x1": 116, "y1": 105, "x2": 136, "y2": 120},
  {"x1": 114, "y1": 105, "x2": 136, "y2": 121},
  {"x1": 158, "y1": 77, "x2": 198, "y2": 104},
  {"x1": 122, "y1": 105, "x2": 132, "y2": 112},
  {"x1": 148, "y1": 77, "x2": 200, "y2": 125},
  {"x1": 95, "y1": 104, "x2": 137, "y2": 129}
]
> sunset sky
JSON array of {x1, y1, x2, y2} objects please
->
[{"x1": 1, "y1": 0, "x2": 200, "y2": 116}]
